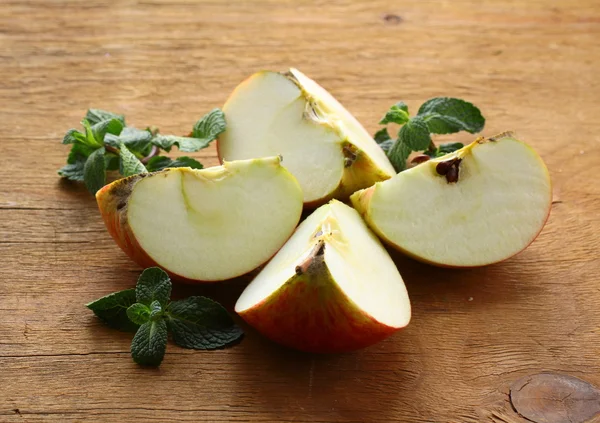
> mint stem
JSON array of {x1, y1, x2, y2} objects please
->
[
  {"x1": 141, "y1": 145, "x2": 159, "y2": 164},
  {"x1": 105, "y1": 144, "x2": 159, "y2": 165}
]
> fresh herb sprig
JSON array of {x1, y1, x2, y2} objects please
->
[
  {"x1": 58, "y1": 108, "x2": 226, "y2": 194},
  {"x1": 374, "y1": 97, "x2": 485, "y2": 172},
  {"x1": 86, "y1": 267, "x2": 243, "y2": 367}
]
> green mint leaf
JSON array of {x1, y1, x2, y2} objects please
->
[
  {"x1": 119, "y1": 143, "x2": 148, "y2": 177},
  {"x1": 146, "y1": 156, "x2": 203, "y2": 172},
  {"x1": 192, "y1": 108, "x2": 227, "y2": 140},
  {"x1": 395, "y1": 101, "x2": 409, "y2": 113},
  {"x1": 387, "y1": 140, "x2": 412, "y2": 172},
  {"x1": 379, "y1": 104, "x2": 410, "y2": 125},
  {"x1": 86, "y1": 289, "x2": 139, "y2": 332},
  {"x1": 437, "y1": 142, "x2": 464, "y2": 156},
  {"x1": 59, "y1": 143, "x2": 96, "y2": 181},
  {"x1": 373, "y1": 128, "x2": 391, "y2": 144},
  {"x1": 58, "y1": 162, "x2": 85, "y2": 181},
  {"x1": 86, "y1": 109, "x2": 126, "y2": 126},
  {"x1": 83, "y1": 147, "x2": 106, "y2": 194},
  {"x1": 151, "y1": 135, "x2": 211, "y2": 153},
  {"x1": 136, "y1": 267, "x2": 171, "y2": 307},
  {"x1": 149, "y1": 300, "x2": 163, "y2": 320},
  {"x1": 104, "y1": 153, "x2": 120, "y2": 171},
  {"x1": 62, "y1": 129, "x2": 87, "y2": 145},
  {"x1": 378, "y1": 139, "x2": 395, "y2": 154},
  {"x1": 131, "y1": 320, "x2": 168, "y2": 366},
  {"x1": 373, "y1": 128, "x2": 394, "y2": 153},
  {"x1": 166, "y1": 296, "x2": 243, "y2": 350},
  {"x1": 92, "y1": 118, "x2": 124, "y2": 143},
  {"x1": 105, "y1": 127, "x2": 153, "y2": 152},
  {"x1": 418, "y1": 97, "x2": 485, "y2": 134},
  {"x1": 127, "y1": 303, "x2": 151, "y2": 325},
  {"x1": 398, "y1": 116, "x2": 431, "y2": 151},
  {"x1": 82, "y1": 120, "x2": 103, "y2": 148}
]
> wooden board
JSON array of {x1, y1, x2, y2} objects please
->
[{"x1": 1, "y1": 0, "x2": 599, "y2": 422}]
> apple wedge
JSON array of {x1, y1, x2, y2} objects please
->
[
  {"x1": 351, "y1": 133, "x2": 552, "y2": 267},
  {"x1": 96, "y1": 156, "x2": 303, "y2": 282},
  {"x1": 218, "y1": 68, "x2": 396, "y2": 207},
  {"x1": 235, "y1": 200, "x2": 411, "y2": 353}
]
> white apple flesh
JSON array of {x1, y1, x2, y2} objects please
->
[
  {"x1": 235, "y1": 200, "x2": 411, "y2": 353},
  {"x1": 351, "y1": 134, "x2": 552, "y2": 267},
  {"x1": 96, "y1": 156, "x2": 303, "y2": 282},
  {"x1": 218, "y1": 68, "x2": 396, "y2": 207}
]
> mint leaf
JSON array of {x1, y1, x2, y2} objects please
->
[
  {"x1": 374, "y1": 128, "x2": 391, "y2": 144},
  {"x1": 136, "y1": 267, "x2": 171, "y2": 307},
  {"x1": 105, "y1": 127, "x2": 153, "y2": 152},
  {"x1": 81, "y1": 120, "x2": 103, "y2": 148},
  {"x1": 127, "y1": 303, "x2": 151, "y2": 325},
  {"x1": 86, "y1": 109, "x2": 126, "y2": 126},
  {"x1": 151, "y1": 135, "x2": 212, "y2": 153},
  {"x1": 58, "y1": 162, "x2": 86, "y2": 181},
  {"x1": 131, "y1": 320, "x2": 168, "y2": 366},
  {"x1": 149, "y1": 300, "x2": 163, "y2": 320},
  {"x1": 86, "y1": 289, "x2": 138, "y2": 332},
  {"x1": 150, "y1": 109, "x2": 226, "y2": 153},
  {"x1": 146, "y1": 156, "x2": 203, "y2": 172},
  {"x1": 104, "y1": 153, "x2": 120, "y2": 171},
  {"x1": 92, "y1": 118, "x2": 124, "y2": 143},
  {"x1": 83, "y1": 147, "x2": 106, "y2": 194},
  {"x1": 166, "y1": 296, "x2": 243, "y2": 350},
  {"x1": 192, "y1": 108, "x2": 227, "y2": 140},
  {"x1": 418, "y1": 97, "x2": 485, "y2": 134},
  {"x1": 62, "y1": 129, "x2": 87, "y2": 145},
  {"x1": 387, "y1": 140, "x2": 412, "y2": 172},
  {"x1": 398, "y1": 116, "x2": 431, "y2": 151},
  {"x1": 373, "y1": 128, "x2": 394, "y2": 153},
  {"x1": 119, "y1": 143, "x2": 147, "y2": 177},
  {"x1": 437, "y1": 142, "x2": 464, "y2": 156},
  {"x1": 379, "y1": 104, "x2": 410, "y2": 125}
]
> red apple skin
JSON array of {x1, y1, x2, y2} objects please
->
[
  {"x1": 237, "y1": 266, "x2": 404, "y2": 353},
  {"x1": 95, "y1": 172, "x2": 212, "y2": 284}
]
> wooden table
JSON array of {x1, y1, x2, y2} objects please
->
[{"x1": 2, "y1": 1, "x2": 599, "y2": 422}]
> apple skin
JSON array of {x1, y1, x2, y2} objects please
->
[
  {"x1": 237, "y1": 253, "x2": 403, "y2": 353},
  {"x1": 350, "y1": 139, "x2": 553, "y2": 268},
  {"x1": 96, "y1": 172, "x2": 211, "y2": 283}
]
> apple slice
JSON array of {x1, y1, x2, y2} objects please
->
[
  {"x1": 351, "y1": 133, "x2": 552, "y2": 267},
  {"x1": 96, "y1": 156, "x2": 303, "y2": 282},
  {"x1": 235, "y1": 200, "x2": 411, "y2": 353},
  {"x1": 218, "y1": 68, "x2": 396, "y2": 207}
]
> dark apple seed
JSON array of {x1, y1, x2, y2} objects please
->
[
  {"x1": 446, "y1": 165, "x2": 459, "y2": 183},
  {"x1": 411, "y1": 154, "x2": 430, "y2": 165},
  {"x1": 436, "y1": 160, "x2": 453, "y2": 175}
]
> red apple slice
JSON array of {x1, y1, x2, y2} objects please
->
[
  {"x1": 218, "y1": 68, "x2": 396, "y2": 207},
  {"x1": 96, "y1": 156, "x2": 303, "y2": 282},
  {"x1": 351, "y1": 133, "x2": 552, "y2": 267},
  {"x1": 235, "y1": 200, "x2": 411, "y2": 353}
]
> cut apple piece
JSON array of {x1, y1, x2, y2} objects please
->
[
  {"x1": 351, "y1": 133, "x2": 552, "y2": 267},
  {"x1": 218, "y1": 68, "x2": 396, "y2": 207},
  {"x1": 235, "y1": 200, "x2": 411, "y2": 353},
  {"x1": 96, "y1": 156, "x2": 303, "y2": 282}
]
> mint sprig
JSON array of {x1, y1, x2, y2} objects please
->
[
  {"x1": 58, "y1": 108, "x2": 226, "y2": 195},
  {"x1": 86, "y1": 267, "x2": 243, "y2": 367},
  {"x1": 375, "y1": 97, "x2": 485, "y2": 171}
]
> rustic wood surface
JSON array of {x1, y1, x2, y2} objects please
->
[{"x1": 1, "y1": 0, "x2": 599, "y2": 422}]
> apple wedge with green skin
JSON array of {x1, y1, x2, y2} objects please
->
[
  {"x1": 96, "y1": 156, "x2": 303, "y2": 282},
  {"x1": 218, "y1": 68, "x2": 396, "y2": 207},
  {"x1": 235, "y1": 200, "x2": 411, "y2": 353},
  {"x1": 351, "y1": 133, "x2": 552, "y2": 268}
]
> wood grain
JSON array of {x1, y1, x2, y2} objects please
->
[{"x1": 1, "y1": 0, "x2": 600, "y2": 422}]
